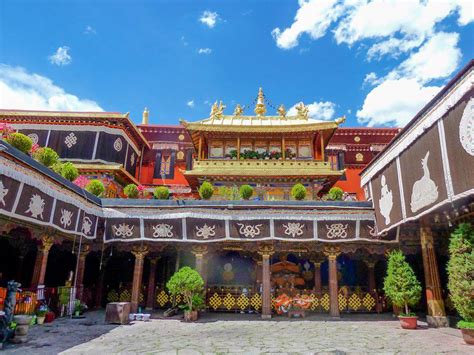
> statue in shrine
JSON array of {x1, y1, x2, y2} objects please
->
[
  {"x1": 222, "y1": 263, "x2": 235, "y2": 282},
  {"x1": 271, "y1": 255, "x2": 305, "y2": 292},
  {"x1": 65, "y1": 270, "x2": 74, "y2": 287}
]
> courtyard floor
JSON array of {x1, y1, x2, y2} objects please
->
[{"x1": 2, "y1": 311, "x2": 471, "y2": 354}]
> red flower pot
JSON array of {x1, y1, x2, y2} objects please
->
[
  {"x1": 461, "y1": 329, "x2": 474, "y2": 345},
  {"x1": 399, "y1": 316, "x2": 418, "y2": 329}
]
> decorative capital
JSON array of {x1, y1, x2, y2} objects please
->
[
  {"x1": 131, "y1": 245, "x2": 149, "y2": 260},
  {"x1": 192, "y1": 244, "x2": 208, "y2": 257},
  {"x1": 257, "y1": 244, "x2": 275, "y2": 257},
  {"x1": 149, "y1": 256, "x2": 161, "y2": 265},
  {"x1": 323, "y1": 246, "x2": 340, "y2": 260},
  {"x1": 79, "y1": 244, "x2": 91, "y2": 259},
  {"x1": 39, "y1": 234, "x2": 55, "y2": 253}
]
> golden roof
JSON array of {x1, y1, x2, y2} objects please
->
[{"x1": 180, "y1": 88, "x2": 345, "y2": 134}]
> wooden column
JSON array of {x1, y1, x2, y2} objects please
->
[
  {"x1": 258, "y1": 245, "x2": 274, "y2": 319},
  {"x1": 420, "y1": 221, "x2": 448, "y2": 327},
  {"x1": 198, "y1": 135, "x2": 202, "y2": 161},
  {"x1": 75, "y1": 245, "x2": 91, "y2": 301},
  {"x1": 367, "y1": 261, "x2": 376, "y2": 293},
  {"x1": 31, "y1": 235, "x2": 54, "y2": 288},
  {"x1": 146, "y1": 257, "x2": 159, "y2": 310},
  {"x1": 324, "y1": 246, "x2": 340, "y2": 318},
  {"x1": 312, "y1": 261, "x2": 322, "y2": 294},
  {"x1": 131, "y1": 245, "x2": 149, "y2": 313},
  {"x1": 281, "y1": 137, "x2": 286, "y2": 160},
  {"x1": 192, "y1": 245, "x2": 208, "y2": 284},
  {"x1": 320, "y1": 134, "x2": 325, "y2": 161},
  {"x1": 237, "y1": 137, "x2": 241, "y2": 160}
]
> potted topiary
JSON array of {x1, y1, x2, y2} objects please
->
[
  {"x1": 32, "y1": 147, "x2": 59, "y2": 167},
  {"x1": 383, "y1": 250, "x2": 422, "y2": 329},
  {"x1": 291, "y1": 183, "x2": 307, "y2": 200},
  {"x1": 198, "y1": 181, "x2": 214, "y2": 200},
  {"x1": 447, "y1": 223, "x2": 474, "y2": 344},
  {"x1": 239, "y1": 184, "x2": 254, "y2": 200},
  {"x1": 166, "y1": 266, "x2": 204, "y2": 322},
  {"x1": 35, "y1": 307, "x2": 48, "y2": 325},
  {"x1": 327, "y1": 187, "x2": 344, "y2": 201},
  {"x1": 124, "y1": 184, "x2": 139, "y2": 198},
  {"x1": 154, "y1": 186, "x2": 170, "y2": 200},
  {"x1": 86, "y1": 179, "x2": 105, "y2": 197},
  {"x1": 5, "y1": 132, "x2": 33, "y2": 154}
]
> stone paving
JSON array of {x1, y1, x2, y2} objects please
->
[{"x1": 3, "y1": 311, "x2": 471, "y2": 354}]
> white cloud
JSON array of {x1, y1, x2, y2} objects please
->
[
  {"x1": 49, "y1": 46, "x2": 72, "y2": 66},
  {"x1": 367, "y1": 36, "x2": 424, "y2": 61},
  {"x1": 199, "y1": 11, "x2": 219, "y2": 28},
  {"x1": 272, "y1": 0, "x2": 343, "y2": 49},
  {"x1": 186, "y1": 100, "x2": 195, "y2": 108},
  {"x1": 363, "y1": 72, "x2": 379, "y2": 86},
  {"x1": 288, "y1": 101, "x2": 336, "y2": 120},
  {"x1": 357, "y1": 78, "x2": 440, "y2": 126},
  {"x1": 0, "y1": 64, "x2": 103, "y2": 111},
  {"x1": 390, "y1": 32, "x2": 461, "y2": 83},
  {"x1": 84, "y1": 25, "x2": 96, "y2": 35},
  {"x1": 198, "y1": 48, "x2": 212, "y2": 55}
]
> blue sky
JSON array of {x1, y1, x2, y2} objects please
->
[{"x1": 0, "y1": 0, "x2": 473, "y2": 127}]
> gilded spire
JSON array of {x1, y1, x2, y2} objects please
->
[
  {"x1": 142, "y1": 107, "x2": 149, "y2": 125},
  {"x1": 254, "y1": 87, "x2": 266, "y2": 116}
]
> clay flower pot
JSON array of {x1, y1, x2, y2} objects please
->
[
  {"x1": 184, "y1": 310, "x2": 198, "y2": 322},
  {"x1": 36, "y1": 316, "x2": 45, "y2": 325},
  {"x1": 461, "y1": 328, "x2": 474, "y2": 345},
  {"x1": 398, "y1": 316, "x2": 418, "y2": 329}
]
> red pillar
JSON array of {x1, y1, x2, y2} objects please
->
[
  {"x1": 312, "y1": 261, "x2": 322, "y2": 294},
  {"x1": 258, "y1": 245, "x2": 274, "y2": 319},
  {"x1": 131, "y1": 245, "x2": 149, "y2": 313},
  {"x1": 420, "y1": 221, "x2": 448, "y2": 327},
  {"x1": 325, "y1": 246, "x2": 340, "y2": 318},
  {"x1": 367, "y1": 261, "x2": 376, "y2": 293},
  {"x1": 31, "y1": 235, "x2": 54, "y2": 288},
  {"x1": 146, "y1": 257, "x2": 159, "y2": 310},
  {"x1": 75, "y1": 245, "x2": 90, "y2": 301}
]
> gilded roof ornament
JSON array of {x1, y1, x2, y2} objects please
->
[
  {"x1": 233, "y1": 104, "x2": 244, "y2": 116},
  {"x1": 254, "y1": 87, "x2": 266, "y2": 116},
  {"x1": 335, "y1": 115, "x2": 346, "y2": 125},
  {"x1": 295, "y1": 102, "x2": 309, "y2": 119},
  {"x1": 277, "y1": 104, "x2": 287, "y2": 117},
  {"x1": 210, "y1": 101, "x2": 226, "y2": 119}
]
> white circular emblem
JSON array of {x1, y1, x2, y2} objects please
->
[
  {"x1": 459, "y1": 98, "x2": 474, "y2": 156},
  {"x1": 113, "y1": 137, "x2": 123, "y2": 152},
  {"x1": 27, "y1": 133, "x2": 39, "y2": 145}
]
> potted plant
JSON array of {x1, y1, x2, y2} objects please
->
[
  {"x1": 198, "y1": 181, "x2": 214, "y2": 200},
  {"x1": 166, "y1": 266, "x2": 204, "y2": 322},
  {"x1": 447, "y1": 223, "x2": 473, "y2": 344},
  {"x1": 35, "y1": 304, "x2": 48, "y2": 325},
  {"x1": 180, "y1": 294, "x2": 205, "y2": 322},
  {"x1": 291, "y1": 183, "x2": 307, "y2": 201},
  {"x1": 383, "y1": 250, "x2": 422, "y2": 329},
  {"x1": 74, "y1": 300, "x2": 87, "y2": 317}
]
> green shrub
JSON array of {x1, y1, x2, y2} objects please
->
[
  {"x1": 383, "y1": 250, "x2": 422, "y2": 315},
  {"x1": 166, "y1": 266, "x2": 204, "y2": 312},
  {"x1": 33, "y1": 147, "x2": 59, "y2": 167},
  {"x1": 85, "y1": 179, "x2": 105, "y2": 197},
  {"x1": 124, "y1": 184, "x2": 139, "y2": 198},
  {"x1": 291, "y1": 183, "x2": 307, "y2": 200},
  {"x1": 198, "y1": 181, "x2": 214, "y2": 200},
  {"x1": 328, "y1": 187, "x2": 344, "y2": 200},
  {"x1": 6, "y1": 132, "x2": 33, "y2": 154},
  {"x1": 239, "y1": 184, "x2": 254, "y2": 200},
  {"x1": 53, "y1": 162, "x2": 79, "y2": 181},
  {"x1": 447, "y1": 223, "x2": 474, "y2": 324},
  {"x1": 153, "y1": 186, "x2": 169, "y2": 200},
  {"x1": 457, "y1": 320, "x2": 474, "y2": 330},
  {"x1": 218, "y1": 185, "x2": 241, "y2": 200}
]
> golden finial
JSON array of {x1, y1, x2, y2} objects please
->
[
  {"x1": 254, "y1": 87, "x2": 266, "y2": 116},
  {"x1": 295, "y1": 102, "x2": 309, "y2": 119},
  {"x1": 277, "y1": 104, "x2": 286, "y2": 117},
  {"x1": 210, "y1": 101, "x2": 219, "y2": 118},
  {"x1": 335, "y1": 115, "x2": 346, "y2": 125},
  {"x1": 142, "y1": 107, "x2": 149, "y2": 125},
  {"x1": 216, "y1": 101, "x2": 226, "y2": 117},
  {"x1": 233, "y1": 104, "x2": 244, "y2": 116}
]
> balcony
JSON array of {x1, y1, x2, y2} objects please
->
[{"x1": 184, "y1": 159, "x2": 343, "y2": 179}]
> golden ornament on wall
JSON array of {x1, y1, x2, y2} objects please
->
[
  {"x1": 178, "y1": 134, "x2": 185, "y2": 141},
  {"x1": 356, "y1": 153, "x2": 364, "y2": 161},
  {"x1": 354, "y1": 136, "x2": 361, "y2": 142},
  {"x1": 177, "y1": 151, "x2": 184, "y2": 160}
]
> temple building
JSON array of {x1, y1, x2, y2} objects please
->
[{"x1": 0, "y1": 60, "x2": 472, "y2": 322}]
